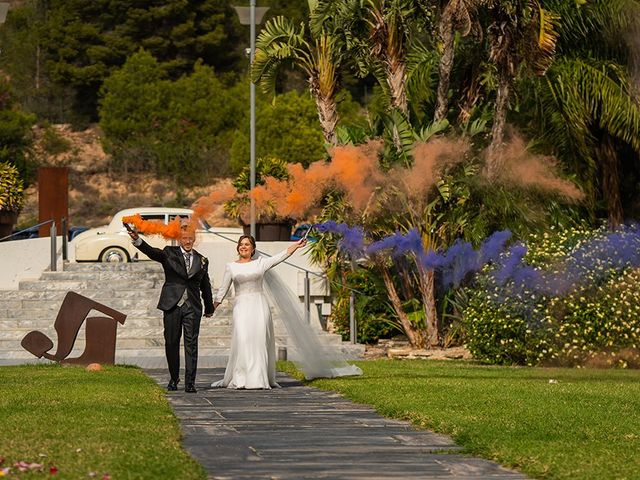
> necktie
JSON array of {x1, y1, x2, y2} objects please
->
[{"x1": 184, "y1": 252, "x2": 192, "y2": 272}]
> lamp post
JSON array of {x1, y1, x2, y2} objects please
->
[
  {"x1": 233, "y1": 2, "x2": 269, "y2": 239},
  {"x1": 0, "y1": 3, "x2": 10, "y2": 25}
]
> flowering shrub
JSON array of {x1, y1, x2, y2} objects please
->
[
  {"x1": 0, "y1": 162, "x2": 24, "y2": 212},
  {"x1": 464, "y1": 226, "x2": 640, "y2": 367}
]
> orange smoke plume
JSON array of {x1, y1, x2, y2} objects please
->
[
  {"x1": 122, "y1": 214, "x2": 182, "y2": 240},
  {"x1": 192, "y1": 185, "x2": 237, "y2": 220},
  {"x1": 400, "y1": 139, "x2": 469, "y2": 197},
  {"x1": 242, "y1": 142, "x2": 384, "y2": 220},
  {"x1": 494, "y1": 135, "x2": 584, "y2": 201}
]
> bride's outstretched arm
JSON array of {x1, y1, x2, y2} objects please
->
[{"x1": 261, "y1": 239, "x2": 307, "y2": 271}]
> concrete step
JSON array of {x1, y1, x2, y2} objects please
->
[
  {"x1": 0, "y1": 307, "x2": 160, "y2": 318},
  {"x1": 18, "y1": 279, "x2": 161, "y2": 290},
  {"x1": 0, "y1": 343, "x2": 365, "y2": 367},
  {"x1": 0, "y1": 316, "x2": 234, "y2": 329},
  {"x1": 0, "y1": 289, "x2": 162, "y2": 301},
  {"x1": 39, "y1": 271, "x2": 165, "y2": 281},
  {"x1": 0, "y1": 325, "x2": 309, "y2": 341},
  {"x1": 0, "y1": 332, "x2": 343, "y2": 349},
  {"x1": 0, "y1": 325, "x2": 343, "y2": 342},
  {"x1": 64, "y1": 263, "x2": 164, "y2": 273},
  {"x1": 18, "y1": 298, "x2": 160, "y2": 310}
]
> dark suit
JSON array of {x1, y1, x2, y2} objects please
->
[{"x1": 134, "y1": 240, "x2": 214, "y2": 386}]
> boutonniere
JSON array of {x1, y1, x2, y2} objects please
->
[{"x1": 202, "y1": 257, "x2": 208, "y2": 266}]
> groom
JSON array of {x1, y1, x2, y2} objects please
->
[{"x1": 127, "y1": 221, "x2": 214, "y2": 393}]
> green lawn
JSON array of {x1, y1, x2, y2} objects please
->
[
  {"x1": 0, "y1": 364, "x2": 205, "y2": 479},
  {"x1": 289, "y1": 360, "x2": 640, "y2": 480}
]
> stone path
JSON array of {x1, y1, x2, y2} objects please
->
[{"x1": 145, "y1": 368, "x2": 527, "y2": 480}]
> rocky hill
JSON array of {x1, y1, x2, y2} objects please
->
[{"x1": 18, "y1": 124, "x2": 236, "y2": 230}]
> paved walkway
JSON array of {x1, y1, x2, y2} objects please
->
[{"x1": 145, "y1": 368, "x2": 527, "y2": 480}]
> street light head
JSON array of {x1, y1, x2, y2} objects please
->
[{"x1": 233, "y1": 6, "x2": 270, "y2": 25}]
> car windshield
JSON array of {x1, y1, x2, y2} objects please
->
[{"x1": 167, "y1": 213, "x2": 211, "y2": 230}]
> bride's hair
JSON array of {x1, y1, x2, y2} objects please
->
[{"x1": 237, "y1": 234, "x2": 256, "y2": 257}]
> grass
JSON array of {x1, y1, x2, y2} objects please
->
[
  {"x1": 3, "y1": 361, "x2": 639, "y2": 479},
  {"x1": 0, "y1": 364, "x2": 205, "y2": 479},
  {"x1": 280, "y1": 359, "x2": 640, "y2": 480}
]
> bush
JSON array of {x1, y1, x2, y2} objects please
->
[
  {"x1": 99, "y1": 51, "x2": 245, "y2": 182},
  {"x1": 0, "y1": 79, "x2": 36, "y2": 182},
  {"x1": 40, "y1": 123, "x2": 72, "y2": 155},
  {"x1": 229, "y1": 90, "x2": 326, "y2": 173},
  {"x1": 330, "y1": 268, "x2": 401, "y2": 344},
  {"x1": 463, "y1": 226, "x2": 640, "y2": 367}
]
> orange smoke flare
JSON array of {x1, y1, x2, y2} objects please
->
[{"x1": 122, "y1": 214, "x2": 183, "y2": 240}]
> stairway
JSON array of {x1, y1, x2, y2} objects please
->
[{"x1": 0, "y1": 262, "x2": 364, "y2": 367}]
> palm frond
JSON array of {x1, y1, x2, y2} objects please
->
[
  {"x1": 460, "y1": 117, "x2": 488, "y2": 138},
  {"x1": 313, "y1": 33, "x2": 339, "y2": 99},
  {"x1": 252, "y1": 16, "x2": 314, "y2": 95},
  {"x1": 406, "y1": 41, "x2": 439, "y2": 107},
  {"x1": 380, "y1": 108, "x2": 415, "y2": 159},
  {"x1": 416, "y1": 119, "x2": 450, "y2": 142},
  {"x1": 545, "y1": 0, "x2": 640, "y2": 53},
  {"x1": 529, "y1": 3, "x2": 560, "y2": 75}
]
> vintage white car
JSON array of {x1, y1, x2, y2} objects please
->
[{"x1": 73, "y1": 207, "x2": 242, "y2": 262}]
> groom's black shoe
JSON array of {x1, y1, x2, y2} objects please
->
[
  {"x1": 167, "y1": 379, "x2": 179, "y2": 391},
  {"x1": 185, "y1": 383, "x2": 197, "y2": 393}
]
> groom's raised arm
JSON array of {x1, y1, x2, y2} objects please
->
[{"x1": 127, "y1": 228, "x2": 165, "y2": 263}]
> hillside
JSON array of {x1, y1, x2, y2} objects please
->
[{"x1": 18, "y1": 124, "x2": 236, "y2": 230}]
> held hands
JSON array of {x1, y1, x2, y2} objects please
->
[{"x1": 205, "y1": 302, "x2": 221, "y2": 318}]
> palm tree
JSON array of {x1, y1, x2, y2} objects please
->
[
  {"x1": 314, "y1": 0, "x2": 433, "y2": 153},
  {"x1": 485, "y1": 0, "x2": 559, "y2": 179},
  {"x1": 252, "y1": 7, "x2": 343, "y2": 145},
  {"x1": 521, "y1": 0, "x2": 640, "y2": 227}
]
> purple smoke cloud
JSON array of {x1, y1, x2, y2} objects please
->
[
  {"x1": 313, "y1": 221, "x2": 366, "y2": 259},
  {"x1": 315, "y1": 221, "x2": 640, "y2": 297}
]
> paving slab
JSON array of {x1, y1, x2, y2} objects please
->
[{"x1": 145, "y1": 368, "x2": 527, "y2": 480}]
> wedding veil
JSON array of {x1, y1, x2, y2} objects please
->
[{"x1": 263, "y1": 267, "x2": 363, "y2": 380}]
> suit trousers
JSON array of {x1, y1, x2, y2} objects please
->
[{"x1": 163, "y1": 302, "x2": 201, "y2": 386}]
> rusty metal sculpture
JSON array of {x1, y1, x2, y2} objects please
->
[{"x1": 21, "y1": 291, "x2": 127, "y2": 365}]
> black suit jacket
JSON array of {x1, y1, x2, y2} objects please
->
[{"x1": 134, "y1": 240, "x2": 214, "y2": 316}]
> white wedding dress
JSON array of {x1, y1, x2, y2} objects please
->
[{"x1": 211, "y1": 250, "x2": 362, "y2": 389}]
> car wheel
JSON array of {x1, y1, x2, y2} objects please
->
[{"x1": 99, "y1": 247, "x2": 129, "y2": 263}]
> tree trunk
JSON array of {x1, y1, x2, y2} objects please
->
[
  {"x1": 386, "y1": 60, "x2": 408, "y2": 153},
  {"x1": 486, "y1": 74, "x2": 511, "y2": 179},
  {"x1": 314, "y1": 92, "x2": 338, "y2": 146},
  {"x1": 596, "y1": 132, "x2": 624, "y2": 228},
  {"x1": 434, "y1": 20, "x2": 455, "y2": 123},
  {"x1": 381, "y1": 266, "x2": 426, "y2": 348},
  {"x1": 36, "y1": 45, "x2": 41, "y2": 90},
  {"x1": 387, "y1": 60, "x2": 408, "y2": 115},
  {"x1": 417, "y1": 267, "x2": 440, "y2": 347}
]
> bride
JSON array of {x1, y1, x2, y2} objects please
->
[{"x1": 211, "y1": 234, "x2": 362, "y2": 389}]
